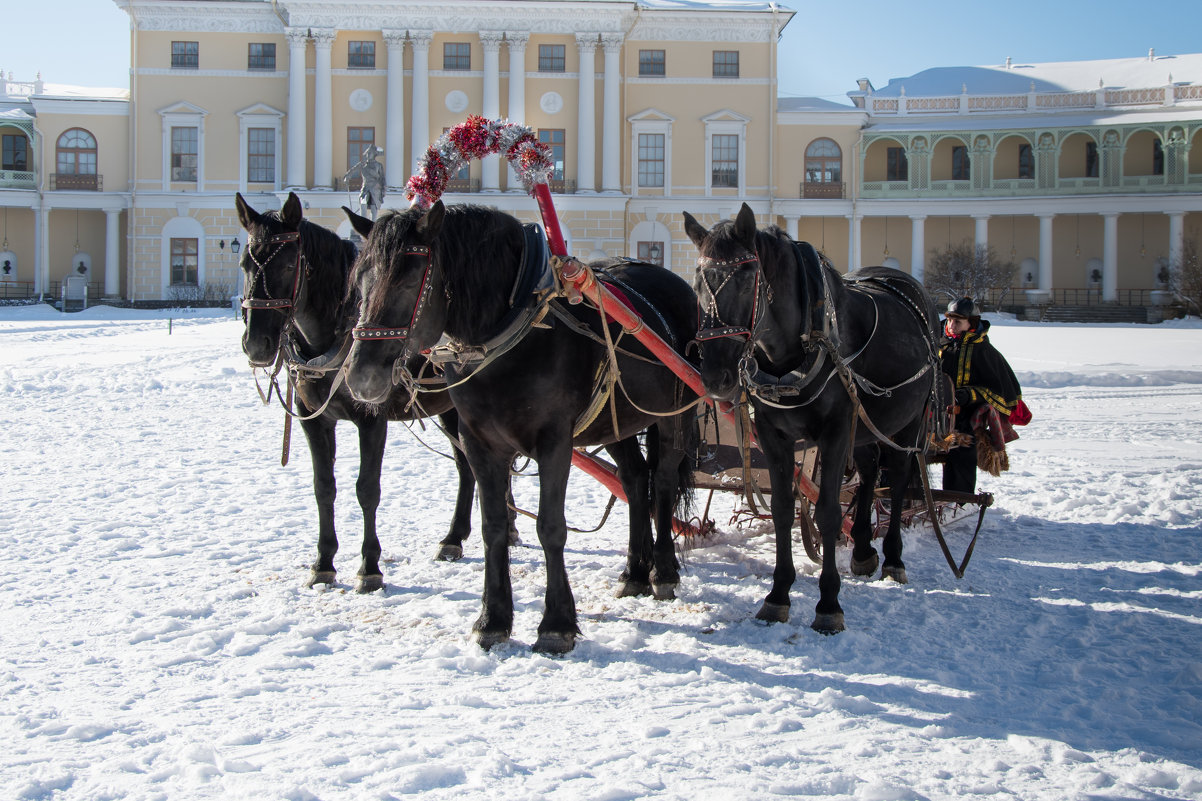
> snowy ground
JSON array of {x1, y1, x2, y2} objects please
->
[{"x1": 1, "y1": 304, "x2": 1200, "y2": 801}]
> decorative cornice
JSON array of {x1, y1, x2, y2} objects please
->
[
  {"x1": 382, "y1": 29, "x2": 407, "y2": 47},
  {"x1": 480, "y1": 32, "x2": 506, "y2": 52},
  {"x1": 576, "y1": 33, "x2": 600, "y2": 50}
]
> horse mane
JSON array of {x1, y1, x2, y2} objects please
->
[{"x1": 360, "y1": 204, "x2": 525, "y2": 343}]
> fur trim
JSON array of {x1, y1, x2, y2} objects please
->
[{"x1": 977, "y1": 437, "x2": 1009, "y2": 476}]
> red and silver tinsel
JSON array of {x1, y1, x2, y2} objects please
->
[{"x1": 405, "y1": 115, "x2": 554, "y2": 208}]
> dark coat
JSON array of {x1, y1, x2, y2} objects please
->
[{"x1": 939, "y1": 318, "x2": 1022, "y2": 419}]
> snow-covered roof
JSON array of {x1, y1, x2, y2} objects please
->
[
  {"x1": 636, "y1": 0, "x2": 791, "y2": 10},
  {"x1": 871, "y1": 53, "x2": 1201, "y2": 98},
  {"x1": 36, "y1": 83, "x2": 129, "y2": 100},
  {"x1": 778, "y1": 96, "x2": 859, "y2": 112}
]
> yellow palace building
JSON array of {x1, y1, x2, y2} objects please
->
[{"x1": 1, "y1": 0, "x2": 1200, "y2": 320}]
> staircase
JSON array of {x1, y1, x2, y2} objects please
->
[{"x1": 1019, "y1": 304, "x2": 1150, "y2": 323}]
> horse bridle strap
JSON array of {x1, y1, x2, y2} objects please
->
[
  {"x1": 351, "y1": 246, "x2": 432, "y2": 343},
  {"x1": 695, "y1": 253, "x2": 767, "y2": 343},
  {"x1": 242, "y1": 231, "x2": 303, "y2": 312}
]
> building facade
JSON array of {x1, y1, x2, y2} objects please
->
[{"x1": 1, "y1": 0, "x2": 1200, "y2": 315}]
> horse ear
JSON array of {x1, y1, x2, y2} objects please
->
[
  {"x1": 234, "y1": 192, "x2": 259, "y2": 230},
  {"x1": 415, "y1": 200, "x2": 445, "y2": 240},
  {"x1": 734, "y1": 203, "x2": 757, "y2": 249},
  {"x1": 683, "y1": 212, "x2": 708, "y2": 250},
  {"x1": 344, "y1": 206, "x2": 374, "y2": 238},
  {"x1": 280, "y1": 192, "x2": 303, "y2": 228}
]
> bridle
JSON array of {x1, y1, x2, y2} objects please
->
[
  {"x1": 350, "y1": 244, "x2": 435, "y2": 389},
  {"x1": 694, "y1": 251, "x2": 771, "y2": 345},
  {"x1": 241, "y1": 231, "x2": 303, "y2": 315}
]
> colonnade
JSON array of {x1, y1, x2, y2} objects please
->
[{"x1": 283, "y1": 27, "x2": 626, "y2": 194}]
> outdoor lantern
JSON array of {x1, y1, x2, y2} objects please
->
[
  {"x1": 219, "y1": 239, "x2": 226, "y2": 251},
  {"x1": 231, "y1": 236, "x2": 241, "y2": 255},
  {"x1": 648, "y1": 242, "x2": 662, "y2": 264}
]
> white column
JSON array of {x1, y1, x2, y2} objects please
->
[
  {"x1": 311, "y1": 29, "x2": 336, "y2": 190},
  {"x1": 575, "y1": 33, "x2": 598, "y2": 193},
  {"x1": 409, "y1": 31, "x2": 432, "y2": 174},
  {"x1": 1102, "y1": 212, "x2": 1119, "y2": 302},
  {"x1": 104, "y1": 208, "x2": 121, "y2": 297},
  {"x1": 1169, "y1": 211, "x2": 1185, "y2": 272},
  {"x1": 481, "y1": 32, "x2": 504, "y2": 192},
  {"x1": 383, "y1": 31, "x2": 407, "y2": 190},
  {"x1": 285, "y1": 28, "x2": 308, "y2": 189},
  {"x1": 973, "y1": 214, "x2": 989, "y2": 252},
  {"x1": 505, "y1": 33, "x2": 528, "y2": 191},
  {"x1": 848, "y1": 214, "x2": 862, "y2": 271},
  {"x1": 34, "y1": 204, "x2": 47, "y2": 297},
  {"x1": 784, "y1": 215, "x2": 799, "y2": 241},
  {"x1": 910, "y1": 215, "x2": 926, "y2": 282},
  {"x1": 600, "y1": 33, "x2": 623, "y2": 194},
  {"x1": 1038, "y1": 214, "x2": 1055, "y2": 292}
]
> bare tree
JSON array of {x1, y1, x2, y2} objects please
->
[
  {"x1": 1171, "y1": 236, "x2": 1202, "y2": 315},
  {"x1": 924, "y1": 240, "x2": 1017, "y2": 308}
]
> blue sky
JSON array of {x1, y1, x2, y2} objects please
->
[{"x1": 5, "y1": 0, "x2": 1201, "y2": 102}]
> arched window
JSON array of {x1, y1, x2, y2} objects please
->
[
  {"x1": 804, "y1": 138, "x2": 842, "y2": 198},
  {"x1": 57, "y1": 128, "x2": 97, "y2": 175}
]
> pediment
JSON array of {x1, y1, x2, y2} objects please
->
[
  {"x1": 701, "y1": 108, "x2": 751, "y2": 124},
  {"x1": 158, "y1": 100, "x2": 208, "y2": 117},
  {"x1": 627, "y1": 107, "x2": 676, "y2": 124}
]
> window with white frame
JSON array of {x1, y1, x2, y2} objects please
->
[
  {"x1": 638, "y1": 133, "x2": 665, "y2": 187},
  {"x1": 170, "y1": 238, "x2": 198, "y2": 286},
  {"x1": 171, "y1": 127, "x2": 198, "y2": 182},
  {"x1": 538, "y1": 44, "x2": 566, "y2": 72},
  {"x1": 247, "y1": 128, "x2": 274, "y2": 183},
  {"x1": 711, "y1": 134, "x2": 738, "y2": 188},
  {"x1": 702, "y1": 111, "x2": 748, "y2": 195},
  {"x1": 628, "y1": 110, "x2": 673, "y2": 196},
  {"x1": 159, "y1": 103, "x2": 207, "y2": 191}
]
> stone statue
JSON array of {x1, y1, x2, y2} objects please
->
[{"x1": 344, "y1": 144, "x2": 385, "y2": 219}]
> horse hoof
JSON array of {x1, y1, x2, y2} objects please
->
[
  {"x1": 475, "y1": 630, "x2": 510, "y2": 651},
  {"x1": 507, "y1": 527, "x2": 521, "y2": 547},
  {"x1": 307, "y1": 570, "x2": 337, "y2": 588},
  {"x1": 533, "y1": 632, "x2": 576, "y2": 654},
  {"x1": 617, "y1": 580, "x2": 652, "y2": 598},
  {"x1": 755, "y1": 601, "x2": 790, "y2": 623},
  {"x1": 850, "y1": 551, "x2": 880, "y2": 577},
  {"x1": 811, "y1": 611, "x2": 846, "y2": 635},
  {"x1": 435, "y1": 543, "x2": 464, "y2": 562},
  {"x1": 355, "y1": 574, "x2": 384, "y2": 594},
  {"x1": 651, "y1": 582, "x2": 677, "y2": 601},
  {"x1": 882, "y1": 566, "x2": 909, "y2": 584}
]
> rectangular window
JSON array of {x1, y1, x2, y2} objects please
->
[
  {"x1": 170, "y1": 238, "x2": 198, "y2": 286},
  {"x1": 639, "y1": 50, "x2": 665, "y2": 77},
  {"x1": 348, "y1": 41, "x2": 375, "y2": 69},
  {"x1": 637, "y1": 241, "x2": 665, "y2": 267},
  {"x1": 539, "y1": 129, "x2": 566, "y2": 183},
  {"x1": 171, "y1": 41, "x2": 198, "y2": 69},
  {"x1": 711, "y1": 134, "x2": 738, "y2": 188},
  {"x1": 346, "y1": 127, "x2": 375, "y2": 175},
  {"x1": 1018, "y1": 143, "x2": 1034, "y2": 179},
  {"x1": 2, "y1": 134, "x2": 28, "y2": 171},
  {"x1": 1153, "y1": 139, "x2": 1164, "y2": 176},
  {"x1": 248, "y1": 43, "x2": 276, "y2": 71},
  {"x1": 538, "y1": 44, "x2": 566, "y2": 72},
  {"x1": 443, "y1": 42, "x2": 471, "y2": 71},
  {"x1": 951, "y1": 145, "x2": 970, "y2": 180},
  {"x1": 1085, "y1": 142, "x2": 1098, "y2": 178},
  {"x1": 712, "y1": 50, "x2": 739, "y2": 78},
  {"x1": 886, "y1": 147, "x2": 908, "y2": 181},
  {"x1": 637, "y1": 133, "x2": 664, "y2": 188},
  {"x1": 248, "y1": 128, "x2": 275, "y2": 183},
  {"x1": 171, "y1": 126, "x2": 198, "y2": 182}
]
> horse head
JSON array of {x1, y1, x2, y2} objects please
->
[
  {"x1": 685, "y1": 203, "x2": 803, "y2": 402},
  {"x1": 344, "y1": 200, "x2": 448, "y2": 405},
  {"x1": 235, "y1": 191, "x2": 306, "y2": 367}
]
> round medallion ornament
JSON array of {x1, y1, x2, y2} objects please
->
[
  {"x1": 540, "y1": 92, "x2": 564, "y2": 114},
  {"x1": 445, "y1": 90, "x2": 469, "y2": 113},
  {"x1": 349, "y1": 89, "x2": 373, "y2": 112}
]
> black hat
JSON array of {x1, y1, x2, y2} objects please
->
[{"x1": 945, "y1": 297, "x2": 978, "y2": 320}]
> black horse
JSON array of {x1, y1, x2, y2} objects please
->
[
  {"x1": 685, "y1": 203, "x2": 944, "y2": 634},
  {"x1": 343, "y1": 201, "x2": 699, "y2": 653},
  {"x1": 235, "y1": 192, "x2": 488, "y2": 591}
]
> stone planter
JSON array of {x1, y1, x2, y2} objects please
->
[
  {"x1": 1025, "y1": 289, "x2": 1052, "y2": 305},
  {"x1": 1150, "y1": 290, "x2": 1175, "y2": 306}
]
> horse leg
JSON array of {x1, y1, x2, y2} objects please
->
[
  {"x1": 353, "y1": 414, "x2": 387, "y2": 593},
  {"x1": 879, "y1": 448, "x2": 913, "y2": 584},
  {"x1": 434, "y1": 411, "x2": 475, "y2": 562},
  {"x1": 608, "y1": 437, "x2": 654, "y2": 598},
  {"x1": 755, "y1": 426, "x2": 799, "y2": 623},
  {"x1": 300, "y1": 416, "x2": 339, "y2": 587},
  {"x1": 648, "y1": 419, "x2": 692, "y2": 600},
  {"x1": 848, "y1": 445, "x2": 881, "y2": 578},
  {"x1": 461, "y1": 433, "x2": 516, "y2": 650},
  {"x1": 530, "y1": 438, "x2": 580, "y2": 653},
  {"x1": 811, "y1": 424, "x2": 852, "y2": 634}
]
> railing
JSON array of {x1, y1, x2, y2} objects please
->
[
  {"x1": 50, "y1": 173, "x2": 102, "y2": 191},
  {"x1": 547, "y1": 178, "x2": 577, "y2": 194},
  {"x1": 0, "y1": 280, "x2": 104, "y2": 301},
  {"x1": 865, "y1": 82, "x2": 1194, "y2": 116},
  {"x1": 444, "y1": 178, "x2": 481, "y2": 193},
  {"x1": 976, "y1": 286, "x2": 1153, "y2": 308},
  {"x1": 801, "y1": 181, "x2": 844, "y2": 199},
  {"x1": 0, "y1": 169, "x2": 36, "y2": 189},
  {"x1": 0, "y1": 280, "x2": 37, "y2": 299}
]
